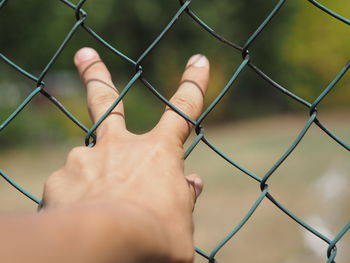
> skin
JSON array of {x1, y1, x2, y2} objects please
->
[{"x1": 0, "y1": 48, "x2": 210, "y2": 263}]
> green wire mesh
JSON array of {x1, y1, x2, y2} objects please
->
[{"x1": 0, "y1": 0, "x2": 349, "y2": 262}]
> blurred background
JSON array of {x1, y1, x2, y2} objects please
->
[{"x1": 0, "y1": 0, "x2": 349, "y2": 262}]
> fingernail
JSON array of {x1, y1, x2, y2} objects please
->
[
  {"x1": 75, "y1": 47, "x2": 97, "y2": 62},
  {"x1": 187, "y1": 54, "x2": 208, "y2": 68}
]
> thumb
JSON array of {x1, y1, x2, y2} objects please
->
[{"x1": 185, "y1": 173, "x2": 204, "y2": 209}]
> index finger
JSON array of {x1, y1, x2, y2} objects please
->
[
  {"x1": 74, "y1": 48, "x2": 126, "y2": 137},
  {"x1": 155, "y1": 54, "x2": 209, "y2": 144}
]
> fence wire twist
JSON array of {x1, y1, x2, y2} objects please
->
[{"x1": 0, "y1": 0, "x2": 349, "y2": 262}]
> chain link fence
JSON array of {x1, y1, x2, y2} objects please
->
[{"x1": 0, "y1": 0, "x2": 349, "y2": 262}]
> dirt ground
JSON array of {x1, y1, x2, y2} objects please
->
[{"x1": 1, "y1": 111, "x2": 349, "y2": 263}]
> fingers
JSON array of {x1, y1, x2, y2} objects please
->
[
  {"x1": 156, "y1": 54, "x2": 210, "y2": 144},
  {"x1": 186, "y1": 173, "x2": 204, "y2": 209},
  {"x1": 74, "y1": 48, "x2": 125, "y2": 135}
]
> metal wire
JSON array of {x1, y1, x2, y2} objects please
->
[{"x1": 0, "y1": 0, "x2": 349, "y2": 262}]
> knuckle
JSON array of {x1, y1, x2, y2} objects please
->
[
  {"x1": 151, "y1": 129, "x2": 185, "y2": 153},
  {"x1": 66, "y1": 147, "x2": 87, "y2": 163},
  {"x1": 44, "y1": 171, "x2": 61, "y2": 190},
  {"x1": 90, "y1": 93, "x2": 116, "y2": 108},
  {"x1": 171, "y1": 97, "x2": 198, "y2": 116},
  {"x1": 82, "y1": 61, "x2": 111, "y2": 80},
  {"x1": 146, "y1": 132, "x2": 175, "y2": 152},
  {"x1": 93, "y1": 66, "x2": 111, "y2": 79},
  {"x1": 161, "y1": 134, "x2": 184, "y2": 151}
]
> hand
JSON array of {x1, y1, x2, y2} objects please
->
[{"x1": 42, "y1": 48, "x2": 209, "y2": 262}]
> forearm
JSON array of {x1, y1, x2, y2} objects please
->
[{"x1": 0, "y1": 204, "x2": 171, "y2": 263}]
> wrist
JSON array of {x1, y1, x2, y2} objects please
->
[
  {"x1": 41, "y1": 199, "x2": 194, "y2": 263},
  {"x1": 77, "y1": 203, "x2": 174, "y2": 263}
]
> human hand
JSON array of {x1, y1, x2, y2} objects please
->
[{"x1": 42, "y1": 48, "x2": 209, "y2": 262}]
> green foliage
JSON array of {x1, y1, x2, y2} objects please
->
[{"x1": 280, "y1": 1, "x2": 350, "y2": 107}]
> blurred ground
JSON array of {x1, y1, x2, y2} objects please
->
[{"x1": 1, "y1": 110, "x2": 349, "y2": 263}]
